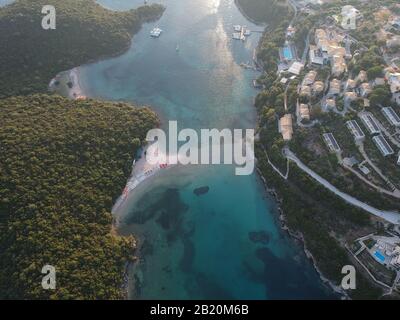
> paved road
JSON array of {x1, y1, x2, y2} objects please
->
[
  {"x1": 284, "y1": 82, "x2": 289, "y2": 111},
  {"x1": 357, "y1": 142, "x2": 398, "y2": 192},
  {"x1": 342, "y1": 163, "x2": 400, "y2": 198},
  {"x1": 262, "y1": 148, "x2": 289, "y2": 179},
  {"x1": 284, "y1": 148, "x2": 400, "y2": 225},
  {"x1": 301, "y1": 30, "x2": 311, "y2": 65}
]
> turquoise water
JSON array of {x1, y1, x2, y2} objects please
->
[
  {"x1": 283, "y1": 46, "x2": 293, "y2": 60},
  {"x1": 76, "y1": 0, "x2": 336, "y2": 299},
  {"x1": 374, "y1": 251, "x2": 385, "y2": 263}
]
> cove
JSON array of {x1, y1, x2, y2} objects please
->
[{"x1": 75, "y1": 0, "x2": 337, "y2": 299}]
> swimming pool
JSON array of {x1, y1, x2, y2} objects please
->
[
  {"x1": 374, "y1": 251, "x2": 385, "y2": 263},
  {"x1": 283, "y1": 46, "x2": 293, "y2": 60}
]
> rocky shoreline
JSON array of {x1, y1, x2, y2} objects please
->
[
  {"x1": 255, "y1": 166, "x2": 348, "y2": 299},
  {"x1": 49, "y1": 6, "x2": 165, "y2": 100},
  {"x1": 246, "y1": 0, "x2": 347, "y2": 299}
]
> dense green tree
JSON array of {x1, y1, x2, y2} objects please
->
[
  {"x1": 0, "y1": 95, "x2": 159, "y2": 299},
  {"x1": 369, "y1": 85, "x2": 392, "y2": 106},
  {"x1": 0, "y1": 0, "x2": 164, "y2": 98},
  {"x1": 236, "y1": 0, "x2": 291, "y2": 27},
  {"x1": 367, "y1": 66, "x2": 384, "y2": 79}
]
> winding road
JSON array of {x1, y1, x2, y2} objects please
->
[{"x1": 283, "y1": 147, "x2": 400, "y2": 225}]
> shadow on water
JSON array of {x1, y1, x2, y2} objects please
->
[
  {"x1": 125, "y1": 183, "x2": 196, "y2": 254},
  {"x1": 124, "y1": 188, "x2": 188, "y2": 227},
  {"x1": 190, "y1": 272, "x2": 236, "y2": 300},
  {"x1": 253, "y1": 247, "x2": 335, "y2": 299}
]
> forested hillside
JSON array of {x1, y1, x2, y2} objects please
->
[
  {"x1": 0, "y1": 0, "x2": 164, "y2": 98},
  {"x1": 0, "y1": 95, "x2": 159, "y2": 299},
  {"x1": 236, "y1": 0, "x2": 291, "y2": 26}
]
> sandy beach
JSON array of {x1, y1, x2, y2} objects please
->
[{"x1": 112, "y1": 145, "x2": 179, "y2": 216}]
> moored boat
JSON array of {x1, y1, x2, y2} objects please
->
[{"x1": 150, "y1": 27, "x2": 163, "y2": 38}]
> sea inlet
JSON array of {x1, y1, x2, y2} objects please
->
[{"x1": 73, "y1": 0, "x2": 337, "y2": 299}]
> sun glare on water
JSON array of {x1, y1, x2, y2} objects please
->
[{"x1": 207, "y1": 0, "x2": 221, "y2": 14}]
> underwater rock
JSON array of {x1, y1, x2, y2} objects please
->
[
  {"x1": 249, "y1": 231, "x2": 270, "y2": 244},
  {"x1": 193, "y1": 186, "x2": 209, "y2": 196}
]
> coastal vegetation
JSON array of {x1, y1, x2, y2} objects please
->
[
  {"x1": 256, "y1": 148, "x2": 383, "y2": 299},
  {"x1": 0, "y1": 95, "x2": 159, "y2": 299},
  {"x1": 236, "y1": 0, "x2": 291, "y2": 27},
  {"x1": 0, "y1": 0, "x2": 165, "y2": 98},
  {"x1": 251, "y1": 0, "x2": 398, "y2": 299},
  {"x1": 0, "y1": 0, "x2": 165, "y2": 299}
]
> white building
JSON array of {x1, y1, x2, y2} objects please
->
[
  {"x1": 387, "y1": 35, "x2": 400, "y2": 48},
  {"x1": 313, "y1": 81, "x2": 325, "y2": 95},
  {"x1": 372, "y1": 135, "x2": 394, "y2": 157},
  {"x1": 303, "y1": 70, "x2": 317, "y2": 86},
  {"x1": 323, "y1": 133, "x2": 341, "y2": 153},
  {"x1": 344, "y1": 91, "x2": 358, "y2": 102},
  {"x1": 298, "y1": 103, "x2": 310, "y2": 121},
  {"x1": 374, "y1": 78, "x2": 386, "y2": 87},
  {"x1": 279, "y1": 114, "x2": 293, "y2": 141},
  {"x1": 300, "y1": 85, "x2": 312, "y2": 97},
  {"x1": 342, "y1": 5, "x2": 361, "y2": 21},
  {"x1": 346, "y1": 120, "x2": 365, "y2": 140},
  {"x1": 332, "y1": 55, "x2": 347, "y2": 77},
  {"x1": 314, "y1": 28, "x2": 347, "y2": 76},
  {"x1": 394, "y1": 92, "x2": 400, "y2": 106},
  {"x1": 381, "y1": 107, "x2": 400, "y2": 127},
  {"x1": 387, "y1": 72, "x2": 400, "y2": 96},
  {"x1": 309, "y1": 45, "x2": 325, "y2": 65},
  {"x1": 391, "y1": 255, "x2": 400, "y2": 268},
  {"x1": 358, "y1": 164, "x2": 370, "y2": 175},
  {"x1": 324, "y1": 98, "x2": 336, "y2": 110},
  {"x1": 345, "y1": 79, "x2": 357, "y2": 91},
  {"x1": 288, "y1": 61, "x2": 304, "y2": 76},
  {"x1": 360, "y1": 113, "x2": 381, "y2": 135},
  {"x1": 329, "y1": 79, "x2": 341, "y2": 96}
]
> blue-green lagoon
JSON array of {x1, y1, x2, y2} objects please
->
[{"x1": 74, "y1": 0, "x2": 336, "y2": 299}]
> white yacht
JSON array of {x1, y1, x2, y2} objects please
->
[
  {"x1": 244, "y1": 29, "x2": 251, "y2": 36},
  {"x1": 150, "y1": 27, "x2": 163, "y2": 38}
]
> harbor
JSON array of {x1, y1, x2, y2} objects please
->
[
  {"x1": 232, "y1": 24, "x2": 264, "y2": 41},
  {"x1": 232, "y1": 24, "x2": 250, "y2": 40}
]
